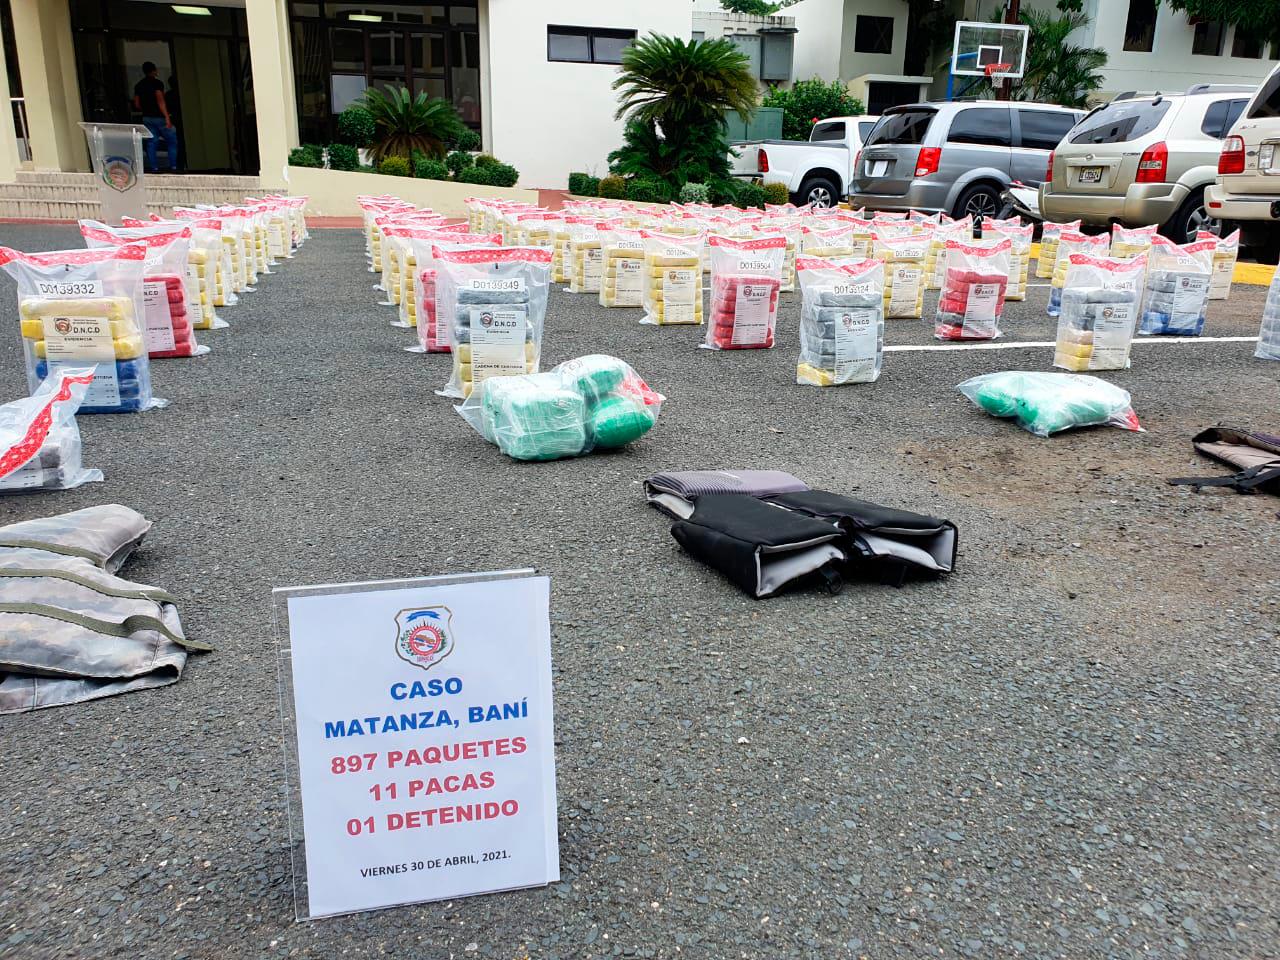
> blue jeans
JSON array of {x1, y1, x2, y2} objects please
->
[{"x1": 143, "y1": 117, "x2": 178, "y2": 172}]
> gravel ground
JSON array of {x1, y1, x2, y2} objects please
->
[{"x1": 0, "y1": 225, "x2": 1278, "y2": 960}]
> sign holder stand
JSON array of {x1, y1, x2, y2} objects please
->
[
  {"x1": 273, "y1": 569, "x2": 550, "y2": 922},
  {"x1": 78, "y1": 122, "x2": 152, "y2": 224}
]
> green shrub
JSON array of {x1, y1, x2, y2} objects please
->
[
  {"x1": 288, "y1": 146, "x2": 322, "y2": 168},
  {"x1": 358, "y1": 164, "x2": 376, "y2": 173},
  {"x1": 735, "y1": 182, "x2": 767, "y2": 209},
  {"x1": 472, "y1": 154, "x2": 501, "y2": 169},
  {"x1": 336, "y1": 106, "x2": 376, "y2": 147},
  {"x1": 625, "y1": 176, "x2": 671, "y2": 203},
  {"x1": 326, "y1": 143, "x2": 358, "y2": 171},
  {"x1": 485, "y1": 162, "x2": 519, "y2": 188},
  {"x1": 568, "y1": 172, "x2": 600, "y2": 196},
  {"x1": 457, "y1": 165, "x2": 495, "y2": 185},
  {"x1": 679, "y1": 181, "x2": 710, "y2": 204},
  {"x1": 378, "y1": 155, "x2": 412, "y2": 178},
  {"x1": 360, "y1": 86, "x2": 466, "y2": 164},
  {"x1": 762, "y1": 181, "x2": 791, "y2": 206},
  {"x1": 414, "y1": 156, "x2": 449, "y2": 180},
  {"x1": 762, "y1": 79, "x2": 865, "y2": 141},
  {"x1": 708, "y1": 177, "x2": 740, "y2": 206},
  {"x1": 445, "y1": 150, "x2": 473, "y2": 178},
  {"x1": 453, "y1": 128, "x2": 482, "y2": 152},
  {"x1": 598, "y1": 175, "x2": 627, "y2": 199}
]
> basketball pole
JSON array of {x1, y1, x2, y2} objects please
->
[{"x1": 997, "y1": 0, "x2": 1021, "y2": 101}]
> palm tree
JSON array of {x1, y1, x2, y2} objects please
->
[
  {"x1": 613, "y1": 34, "x2": 757, "y2": 134},
  {"x1": 360, "y1": 86, "x2": 466, "y2": 164},
  {"x1": 1016, "y1": 9, "x2": 1107, "y2": 109},
  {"x1": 610, "y1": 34, "x2": 757, "y2": 192}
]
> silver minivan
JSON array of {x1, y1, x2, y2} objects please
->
[{"x1": 850, "y1": 100, "x2": 1082, "y2": 218}]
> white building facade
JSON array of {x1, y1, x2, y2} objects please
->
[
  {"x1": 482, "y1": 0, "x2": 691, "y2": 189},
  {"x1": 1042, "y1": 0, "x2": 1278, "y2": 100},
  {"x1": 789, "y1": 0, "x2": 933, "y2": 112}
]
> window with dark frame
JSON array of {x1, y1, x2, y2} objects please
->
[
  {"x1": 286, "y1": 1, "x2": 481, "y2": 146},
  {"x1": 1199, "y1": 98, "x2": 1247, "y2": 138},
  {"x1": 1122, "y1": 0, "x2": 1156, "y2": 53},
  {"x1": 1017, "y1": 109, "x2": 1076, "y2": 151},
  {"x1": 946, "y1": 108, "x2": 1012, "y2": 147},
  {"x1": 1230, "y1": 28, "x2": 1262, "y2": 59},
  {"x1": 853, "y1": 15, "x2": 893, "y2": 55},
  {"x1": 547, "y1": 25, "x2": 637, "y2": 65},
  {"x1": 1191, "y1": 19, "x2": 1226, "y2": 56}
]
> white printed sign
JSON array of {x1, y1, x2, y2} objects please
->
[
  {"x1": 469, "y1": 306, "x2": 527, "y2": 380},
  {"x1": 142, "y1": 281, "x2": 177, "y2": 353},
  {"x1": 614, "y1": 258, "x2": 643, "y2": 305},
  {"x1": 731, "y1": 283, "x2": 772, "y2": 345},
  {"x1": 282, "y1": 573, "x2": 558, "y2": 919}
]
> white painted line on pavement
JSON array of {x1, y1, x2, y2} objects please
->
[{"x1": 884, "y1": 335, "x2": 1259, "y2": 353}]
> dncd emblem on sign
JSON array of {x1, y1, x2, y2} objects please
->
[{"x1": 394, "y1": 606, "x2": 455, "y2": 671}]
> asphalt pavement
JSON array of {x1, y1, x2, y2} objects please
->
[{"x1": 0, "y1": 225, "x2": 1278, "y2": 960}]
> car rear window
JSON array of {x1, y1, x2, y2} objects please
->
[
  {"x1": 857, "y1": 120, "x2": 876, "y2": 142},
  {"x1": 811, "y1": 121, "x2": 845, "y2": 142},
  {"x1": 1018, "y1": 109, "x2": 1076, "y2": 150},
  {"x1": 947, "y1": 108, "x2": 1012, "y2": 147},
  {"x1": 865, "y1": 110, "x2": 934, "y2": 146},
  {"x1": 1201, "y1": 98, "x2": 1248, "y2": 138},
  {"x1": 1069, "y1": 99, "x2": 1170, "y2": 144},
  {"x1": 1249, "y1": 70, "x2": 1280, "y2": 119}
]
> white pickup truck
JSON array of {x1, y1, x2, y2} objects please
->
[{"x1": 730, "y1": 115, "x2": 880, "y2": 208}]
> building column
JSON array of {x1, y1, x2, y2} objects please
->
[
  {"x1": 478, "y1": 0, "x2": 493, "y2": 153},
  {"x1": 246, "y1": 0, "x2": 298, "y2": 189},
  {"x1": 0, "y1": 10, "x2": 22, "y2": 183},
  {"x1": 9, "y1": 0, "x2": 88, "y2": 172}
]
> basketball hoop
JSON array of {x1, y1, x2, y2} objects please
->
[{"x1": 984, "y1": 62, "x2": 1013, "y2": 82}]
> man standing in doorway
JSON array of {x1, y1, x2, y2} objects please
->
[{"x1": 133, "y1": 61, "x2": 178, "y2": 173}]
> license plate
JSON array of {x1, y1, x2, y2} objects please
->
[
  {"x1": 1078, "y1": 166, "x2": 1103, "y2": 184},
  {"x1": 868, "y1": 160, "x2": 889, "y2": 177},
  {"x1": 1261, "y1": 143, "x2": 1276, "y2": 172}
]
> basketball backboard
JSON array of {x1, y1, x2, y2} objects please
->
[{"x1": 951, "y1": 21, "x2": 1030, "y2": 78}]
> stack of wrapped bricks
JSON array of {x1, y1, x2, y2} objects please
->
[
  {"x1": 1054, "y1": 254, "x2": 1145, "y2": 371},
  {"x1": 641, "y1": 232, "x2": 703, "y2": 326},
  {"x1": 876, "y1": 236, "x2": 928, "y2": 319},
  {"x1": 1201, "y1": 228, "x2": 1240, "y2": 300},
  {"x1": 935, "y1": 239, "x2": 1012, "y2": 341},
  {"x1": 600, "y1": 230, "x2": 645, "y2": 308},
  {"x1": 1140, "y1": 238, "x2": 1216, "y2": 336},
  {"x1": 1, "y1": 245, "x2": 155, "y2": 414},
  {"x1": 1036, "y1": 220, "x2": 1079, "y2": 279},
  {"x1": 440, "y1": 247, "x2": 551, "y2": 399},
  {"x1": 706, "y1": 235, "x2": 786, "y2": 350},
  {"x1": 1055, "y1": 289, "x2": 1140, "y2": 370},
  {"x1": 568, "y1": 222, "x2": 606, "y2": 295},
  {"x1": 1258, "y1": 269, "x2": 1280, "y2": 360},
  {"x1": 796, "y1": 257, "x2": 885, "y2": 386}
]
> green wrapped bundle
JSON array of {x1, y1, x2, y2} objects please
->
[
  {"x1": 957, "y1": 371, "x2": 1142, "y2": 437},
  {"x1": 558, "y1": 354, "x2": 627, "y2": 405},
  {"x1": 480, "y1": 375, "x2": 588, "y2": 461},
  {"x1": 590, "y1": 394, "x2": 655, "y2": 449},
  {"x1": 456, "y1": 354, "x2": 664, "y2": 461}
]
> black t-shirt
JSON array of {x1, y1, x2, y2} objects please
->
[{"x1": 134, "y1": 77, "x2": 166, "y2": 118}]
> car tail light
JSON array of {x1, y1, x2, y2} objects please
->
[
  {"x1": 757, "y1": 148, "x2": 769, "y2": 174},
  {"x1": 914, "y1": 147, "x2": 942, "y2": 178},
  {"x1": 1135, "y1": 141, "x2": 1168, "y2": 183},
  {"x1": 854, "y1": 149, "x2": 863, "y2": 174},
  {"x1": 1046, "y1": 149, "x2": 1055, "y2": 183},
  {"x1": 1219, "y1": 136, "x2": 1246, "y2": 175}
]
